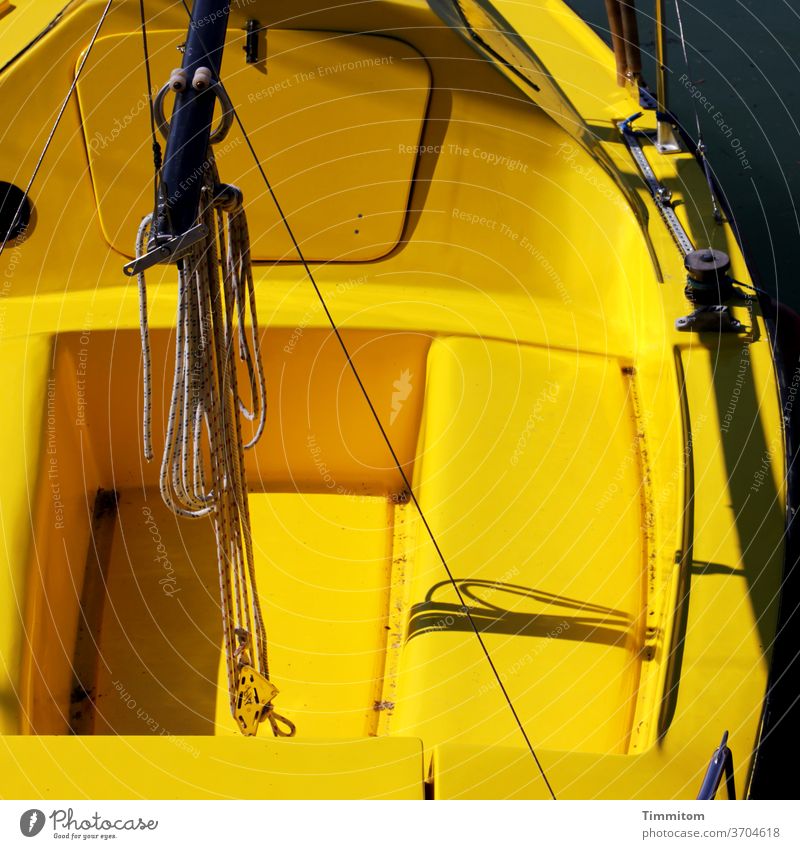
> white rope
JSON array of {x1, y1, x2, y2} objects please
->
[
  {"x1": 136, "y1": 150, "x2": 290, "y2": 735},
  {"x1": 136, "y1": 216, "x2": 154, "y2": 463}
]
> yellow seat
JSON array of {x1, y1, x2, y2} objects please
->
[{"x1": 393, "y1": 337, "x2": 645, "y2": 755}]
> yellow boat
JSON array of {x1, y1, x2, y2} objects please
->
[{"x1": 0, "y1": 0, "x2": 795, "y2": 799}]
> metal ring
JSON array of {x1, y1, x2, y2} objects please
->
[{"x1": 153, "y1": 79, "x2": 234, "y2": 145}]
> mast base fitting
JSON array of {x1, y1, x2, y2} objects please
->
[{"x1": 684, "y1": 248, "x2": 732, "y2": 303}]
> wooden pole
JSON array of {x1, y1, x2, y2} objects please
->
[
  {"x1": 619, "y1": 1, "x2": 642, "y2": 84},
  {"x1": 604, "y1": 0, "x2": 628, "y2": 86}
]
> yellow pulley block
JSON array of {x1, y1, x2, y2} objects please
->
[{"x1": 234, "y1": 666, "x2": 296, "y2": 738}]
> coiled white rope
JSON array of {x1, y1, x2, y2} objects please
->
[{"x1": 136, "y1": 150, "x2": 293, "y2": 737}]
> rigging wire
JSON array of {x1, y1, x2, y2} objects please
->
[
  {"x1": 175, "y1": 0, "x2": 556, "y2": 798},
  {"x1": 138, "y1": 0, "x2": 162, "y2": 212},
  {"x1": 672, "y1": 0, "x2": 723, "y2": 224},
  {"x1": 0, "y1": 0, "x2": 115, "y2": 261}
]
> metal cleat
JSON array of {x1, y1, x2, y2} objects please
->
[
  {"x1": 675, "y1": 304, "x2": 744, "y2": 333},
  {"x1": 122, "y1": 223, "x2": 208, "y2": 276}
]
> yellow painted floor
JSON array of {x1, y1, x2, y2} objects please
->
[{"x1": 92, "y1": 490, "x2": 396, "y2": 738}]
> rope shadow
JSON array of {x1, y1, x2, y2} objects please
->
[{"x1": 407, "y1": 578, "x2": 633, "y2": 647}]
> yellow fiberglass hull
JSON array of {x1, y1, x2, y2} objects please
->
[{"x1": 0, "y1": 0, "x2": 788, "y2": 799}]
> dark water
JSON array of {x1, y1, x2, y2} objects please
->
[{"x1": 567, "y1": 1, "x2": 800, "y2": 311}]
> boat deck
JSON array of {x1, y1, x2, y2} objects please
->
[
  {"x1": 0, "y1": 0, "x2": 787, "y2": 799},
  {"x1": 26, "y1": 331, "x2": 650, "y2": 759}
]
